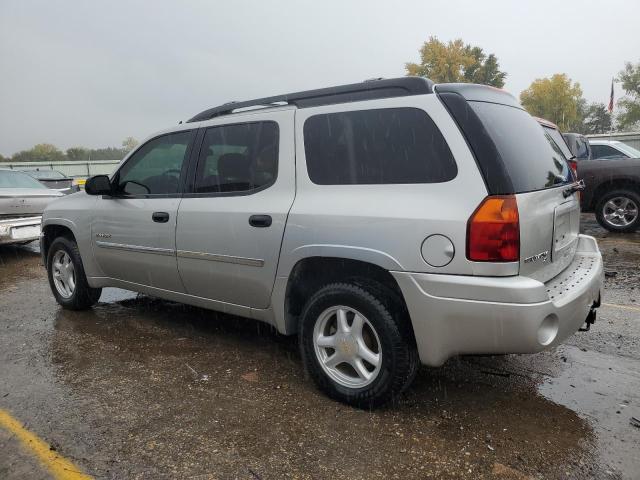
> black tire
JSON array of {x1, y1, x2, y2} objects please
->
[
  {"x1": 299, "y1": 282, "x2": 419, "y2": 408},
  {"x1": 595, "y1": 189, "x2": 640, "y2": 233},
  {"x1": 46, "y1": 236, "x2": 102, "y2": 310}
]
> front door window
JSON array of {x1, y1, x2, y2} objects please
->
[{"x1": 115, "y1": 131, "x2": 192, "y2": 195}]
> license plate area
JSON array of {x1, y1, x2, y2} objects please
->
[
  {"x1": 552, "y1": 201, "x2": 579, "y2": 262},
  {"x1": 12, "y1": 225, "x2": 40, "y2": 240}
]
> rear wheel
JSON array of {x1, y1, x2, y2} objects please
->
[
  {"x1": 595, "y1": 189, "x2": 640, "y2": 233},
  {"x1": 46, "y1": 236, "x2": 102, "y2": 310},
  {"x1": 299, "y1": 282, "x2": 418, "y2": 408}
]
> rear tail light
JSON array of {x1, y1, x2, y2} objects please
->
[
  {"x1": 567, "y1": 159, "x2": 578, "y2": 180},
  {"x1": 467, "y1": 195, "x2": 520, "y2": 262}
]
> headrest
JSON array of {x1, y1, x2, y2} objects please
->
[{"x1": 218, "y1": 153, "x2": 251, "y2": 179}]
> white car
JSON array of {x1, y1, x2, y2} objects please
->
[
  {"x1": 589, "y1": 139, "x2": 640, "y2": 160},
  {"x1": 0, "y1": 169, "x2": 62, "y2": 245}
]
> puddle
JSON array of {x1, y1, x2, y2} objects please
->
[
  {"x1": 538, "y1": 345, "x2": 640, "y2": 478},
  {"x1": 99, "y1": 287, "x2": 139, "y2": 303}
]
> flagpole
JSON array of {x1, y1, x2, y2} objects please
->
[{"x1": 609, "y1": 77, "x2": 614, "y2": 137}]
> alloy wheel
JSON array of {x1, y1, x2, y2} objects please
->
[
  {"x1": 313, "y1": 305, "x2": 382, "y2": 388},
  {"x1": 52, "y1": 250, "x2": 76, "y2": 298},
  {"x1": 602, "y1": 196, "x2": 639, "y2": 227}
]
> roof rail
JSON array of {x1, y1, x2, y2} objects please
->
[{"x1": 187, "y1": 77, "x2": 433, "y2": 123}]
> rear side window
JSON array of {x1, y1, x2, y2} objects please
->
[
  {"x1": 591, "y1": 144, "x2": 626, "y2": 160},
  {"x1": 469, "y1": 102, "x2": 571, "y2": 193},
  {"x1": 574, "y1": 137, "x2": 590, "y2": 160},
  {"x1": 193, "y1": 122, "x2": 279, "y2": 194},
  {"x1": 303, "y1": 108, "x2": 457, "y2": 185}
]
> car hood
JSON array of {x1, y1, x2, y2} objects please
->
[{"x1": 0, "y1": 188, "x2": 64, "y2": 216}]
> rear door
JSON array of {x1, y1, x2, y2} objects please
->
[
  {"x1": 176, "y1": 109, "x2": 295, "y2": 309},
  {"x1": 467, "y1": 101, "x2": 579, "y2": 282}
]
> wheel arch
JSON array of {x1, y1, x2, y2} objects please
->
[
  {"x1": 41, "y1": 220, "x2": 78, "y2": 262},
  {"x1": 589, "y1": 178, "x2": 640, "y2": 210},
  {"x1": 279, "y1": 255, "x2": 410, "y2": 337}
]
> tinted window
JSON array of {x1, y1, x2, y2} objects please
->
[
  {"x1": 0, "y1": 170, "x2": 47, "y2": 189},
  {"x1": 193, "y1": 122, "x2": 279, "y2": 193},
  {"x1": 574, "y1": 137, "x2": 590, "y2": 160},
  {"x1": 116, "y1": 131, "x2": 192, "y2": 195},
  {"x1": 591, "y1": 144, "x2": 627, "y2": 160},
  {"x1": 542, "y1": 126, "x2": 573, "y2": 160},
  {"x1": 303, "y1": 108, "x2": 457, "y2": 185},
  {"x1": 470, "y1": 102, "x2": 571, "y2": 192}
]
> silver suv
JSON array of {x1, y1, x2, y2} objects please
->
[{"x1": 41, "y1": 78, "x2": 603, "y2": 407}]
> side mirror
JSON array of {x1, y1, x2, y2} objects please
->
[{"x1": 85, "y1": 175, "x2": 112, "y2": 196}]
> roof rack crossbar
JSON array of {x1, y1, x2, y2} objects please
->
[{"x1": 187, "y1": 77, "x2": 433, "y2": 123}]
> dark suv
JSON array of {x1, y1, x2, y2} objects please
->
[
  {"x1": 563, "y1": 132, "x2": 640, "y2": 232},
  {"x1": 563, "y1": 133, "x2": 592, "y2": 162}
]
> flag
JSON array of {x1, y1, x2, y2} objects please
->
[{"x1": 608, "y1": 79, "x2": 614, "y2": 113}]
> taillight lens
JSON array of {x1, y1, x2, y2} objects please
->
[
  {"x1": 467, "y1": 195, "x2": 520, "y2": 262},
  {"x1": 567, "y1": 159, "x2": 578, "y2": 180}
]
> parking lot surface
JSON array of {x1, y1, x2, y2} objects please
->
[{"x1": 1, "y1": 214, "x2": 639, "y2": 479}]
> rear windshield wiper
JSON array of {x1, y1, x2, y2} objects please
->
[{"x1": 563, "y1": 179, "x2": 585, "y2": 198}]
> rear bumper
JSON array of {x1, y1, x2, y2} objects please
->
[
  {"x1": 392, "y1": 235, "x2": 603, "y2": 366},
  {"x1": 0, "y1": 216, "x2": 42, "y2": 245}
]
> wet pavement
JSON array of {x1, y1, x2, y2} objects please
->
[{"x1": 1, "y1": 214, "x2": 639, "y2": 479}]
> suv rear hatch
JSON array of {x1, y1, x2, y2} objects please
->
[{"x1": 437, "y1": 85, "x2": 579, "y2": 282}]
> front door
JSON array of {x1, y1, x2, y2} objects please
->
[
  {"x1": 92, "y1": 129, "x2": 195, "y2": 292},
  {"x1": 176, "y1": 110, "x2": 295, "y2": 308}
]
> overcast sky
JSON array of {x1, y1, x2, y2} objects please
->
[{"x1": 1, "y1": 0, "x2": 638, "y2": 156}]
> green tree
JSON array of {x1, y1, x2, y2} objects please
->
[
  {"x1": 567, "y1": 97, "x2": 587, "y2": 132},
  {"x1": 580, "y1": 102, "x2": 612, "y2": 134},
  {"x1": 616, "y1": 60, "x2": 640, "y2": 130},
  {"x1": 66, "y1": 147, "x2": 89, "y2": 161},
  {"x1": 122, "y1": 136, "x2": 139, "y2": 152},
  {"x1": 12, "y1": 143, "x2": 66, "y2": 162},
  {"x1": 520, "y1": 74, "x2": 583, "y2": 131},
  {"x1": 405, "y1": 37, "x2": 506, "y2": 87},
  {"x1": 88, "y1": 147, "x2": 128, "y2": 160}
]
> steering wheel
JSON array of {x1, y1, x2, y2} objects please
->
[{"x1": 164, "y1": 169, "x2": 182, "y2": 177}]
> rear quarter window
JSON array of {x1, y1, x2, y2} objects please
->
[
  {"x1": 303, "y1": 107, "x2": 457, "y2": 185},
  {"x1": 469, "y1": 102, "x2": 571, "y2": 193}
]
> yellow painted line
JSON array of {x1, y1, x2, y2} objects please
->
[
  {"x1": 0, "y1": 408, "x2": 93, "y2": 480},
  {"x1": 603, "y1": 302, "x2": 640, "y2": 313}
]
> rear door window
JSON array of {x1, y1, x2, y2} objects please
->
[
  {"x1": 192, "y1": 121, "x2": 279, "y2": 194},
  {"x1": 469, "y1": 102, "x2": 571, "y2": 193},
  {"x1": 591, "y1": 144, "x2": 627, "y2": 159},
  {"x1": 303, "y1": 108, "x2": 457, "y2": 185}
]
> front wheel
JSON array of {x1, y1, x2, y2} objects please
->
[
  {"x1": 299, "y1": 282, "x2": 418, "y2": 408},
  {"x1": 595, "y1": 189, "x2": 640, "y2": 233},
  {"x1": 46, "y1": 236, "x2": 102, "y2": 310}
]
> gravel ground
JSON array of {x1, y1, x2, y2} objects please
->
[{"x1": 0, "y1": 214, "x2": 638, "y2": 479}]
